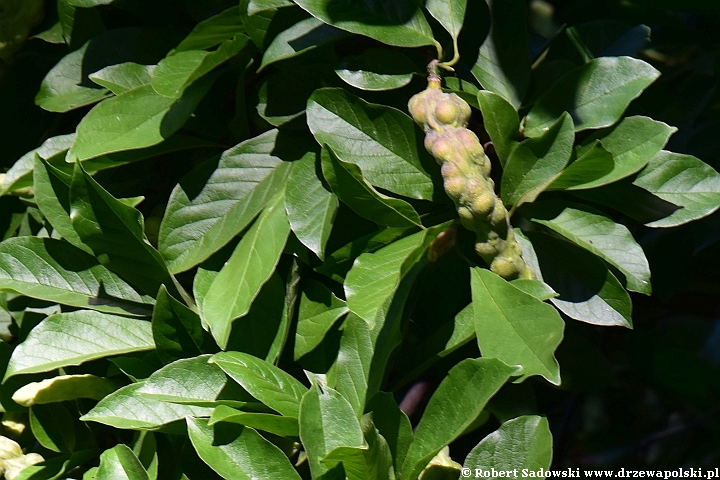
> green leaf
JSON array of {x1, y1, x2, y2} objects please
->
[
  {"x1": 33, "y1": 155, "x2": 93, "y2": 254},
  {"x1": 476, "y1": 91, "x2": 519, "y2": 166},
  {"x1": 211, "y1": 351, "x2": 308, "y2": 417},
  {"x1": 13, "y1": 450, "x2": 98, "y2": 480},
  {"x1": 570, "y1": 180, "x2": 681, "y2": 227},
  {"x1": 425, "y1": 0, "x2": 467, "y2": 39},
  {"x1": 444, "y1": 77, "x2": 481, "y2": 109},
  {"x1": 470, "y1": 267, "x2": 563, "y2": 384},
  {"x1": 68, "y1": 77, "x2": 214, "y2": 162},
  {"x1": 69, "y1": 162, "x2": 178, "y2": 299},
  {"x1": 509, "y1": 279, "x2": 558, "y2": 301},
  {"x1": 209, "y1": 406, "x2": 299, "y2": 437},
  {"x1": 201, "y1": 192, "x2": 290, "y2": 348},
  {"x1": 152, "y1": 36, "x2": 249, "y2": 98},
  {"x1": 136, "y1": 356, "x2": 255, "y2": 408},
  {"x1": 523, "y1": 231, "x2": 632, "y2": 328},
  {"x1": 294, "y1": 280, "x2": 348, "y2": 360},
  {"x1": 89, "y1": 62, "x2": 155, "y2": 95},
  {"x1": 299, "y1": 383, "x2": 365, "y2": 478},
  {"x1": 548, "y1": 142, "x2": 615, "y2": 191},
  {"x1": 366, "y1": 393, "x2": 413, "y2": 474},
  {"x1": 1, "y1": 134, "x2": 75, "y2": 196},
  {"x1": 0, "y1": 237, "x2": 154, "y2": 315},
  {"x1": 307, "y1": 88, "x2": 434, "y2": 200},
  {"x1": 97, "y1": 444, "x2": 149, "y2": 480},
  {"x1": 401, "y1": 358, "x2": 517, "y2": 480},
  {"x1": 81, "y1": 383, "x2": 213, "y2": 430},
  {"x1": 6, "y1": 310, "x2": 154, "y2": 378},
  {"x1": 472, "y1": 0, "x2": 531, "y2": 109},
  {"x1": 463, "y1": 416, "x2": 552, "y2": 474},
  {"x1": 335, "y1": 48, "x2": 415, "y2": 91},
  {"x1": 175, "y1": 6, "x2": 243, "y2": 52},
  {"x1": 292, "y1": 0, "x2": 435, "y2": 47},
  {"x1": 260, "y1": 17, "x2": 346, "y2": 70},
  {"x1": 316, "y1": 226, "x2": 417, "y2": 282},
  {"x1": 285, "y1": 152, "x2": 338, "y2": 259},
  {"x1": 12, "y1": 374, "x2": 118, "y2": 406},
  {"x1": 555, "y1": 116, "x2": 677, "y2": 190},
  {"x1": 159, "y1": 129, "x2": 293, "y2": 273},
  {"x1": 30, "y1": 403, "x2": 76, "y2": 453},
  {"x1": 152, "y1": 286, "x2": 204, "y2": 364},
  {"x1": 247, "y1": 0, "x2": 293, "y2": 15},
  {"x1": 501, "y1": 112, "x2": 574, "y2": 207},
  {"x1": 321, "y1": 147, "x2": 422, "y2": 228},
  {"x1": 323, "y1": 414, "x2": 395, "y2": 480},
  {"x1": 525, "y1": 57, "x2": 660, "y2": 137},
  {"x1": 526, "y1": 201, "x2": 651, "y2": 294},
  {"x1": 327, "y1": 314, "x2": 373, "y2": 417},
  {"x1": 35, "y1": 42, "x2": 111, "y2": 112},
  {"x1": 225, "y1": 272, "x2": 287, "y2": 361},
  {"x1": 187, "y1": 418, "x2": 302, "y2": 480},
  {"x1": 344, "y1": 229, "x2": 427, "y2": 328},
  {"x1": 256, "y1": 62, "x2": 335, "y2": 127},
  {"x1": 633, "y1": 150, "x2": 720, "y2": 227}
]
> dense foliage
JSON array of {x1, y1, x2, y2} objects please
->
[{"x1": 0, "y1": 0, "x2": 719, "y2": 478}]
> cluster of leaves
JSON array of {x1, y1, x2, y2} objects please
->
[{"x1": 0, "y1": 0, "x2": 718, "y2": 478}]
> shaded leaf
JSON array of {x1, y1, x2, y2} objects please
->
[
  {"x1": 294, "y1": 280, "x2": 348, "y2": 360},
  {"x1": 335, "y1": 48, "x2": 415, "y2": 91},
  {"x1": 634, "y1": 150, "x2": 720, "y2": 227},
  {"x1": 187, "y1": 418, "x2": 302, "y2": 480},
  {"x1": 555, "y1": 116, "x2": 676, "y2": 190},
  {"x1": 292, "y1": 0, "x2": 435, "y2": 47},
  {"x1": 160, "y1": 129, "x2": 293, "y2": 273},
  {"x1": 525, "y1": 201, "x2": 651, "y2": 294},
  {"x1": 502, "y1": 112, "x2": 574, "y2": 207},
  {"x1": 476, "y1": 91, "x2": 519, "y2": 166},
  {"x1": 285, "y1": 152, "x2": 339, "y2": 259},
  {"x1": 152, "y1": 285, "x2": 204, "y2": 364},
  {"x1": 69, "y1": 163, "x2": 178, "y2": 299},
  {"x1": 472, "y1": 0, "x2": 530, "y2": 109},
  {"x1": 260, "y1": 17, "x2": 347, "y2": 70},
  {"x1": 327, "y1": 314, "x2": 373, "y2": 417},
  {"x1": 30, "y1": 403, "x2": 76, "y2": 453},
  {"x1": 321, "y1": 147, "x2": 422, "y2": 228},
  {"x1": 209, "y1": 406, "x2": 299, "y2": 437},
  {"x1": 175, "y1": 6, "x2": 243, "y2": 52},
  {"x1": 299, "y1": 383, "x2": 365, "y2": 478},
  {"x1": 522, "y1": 232, "x2": 632, "y2": 328}
]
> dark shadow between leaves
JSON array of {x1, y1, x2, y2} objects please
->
[
  {"x1": 526, "y1": 231, "x2": 604, "y2": 304},
  {"x1": 323, "y1": 0, "x2": 421, "y2": 28},
  {"x1": 80, "y1": 27, "x2": 180, "y2": 89}
]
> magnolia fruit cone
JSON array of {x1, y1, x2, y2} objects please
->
[{"x1": 408, "y1": 75, "x2": 535, "y2": 280}]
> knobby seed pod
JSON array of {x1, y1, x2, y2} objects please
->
[{"x1": 408, "y1": 67, "x2": 535, "y2": 280}]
